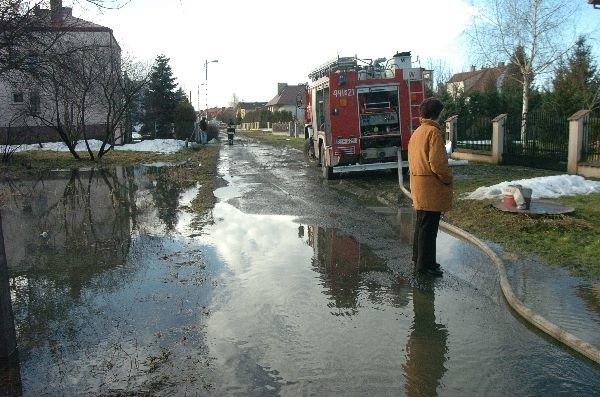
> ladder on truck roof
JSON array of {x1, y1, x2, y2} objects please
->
[
  {"x1": 309, "y1": 56, "x2": 357, "y2": 81},
  {"x1": 406, "y1": 71, "x2": 424, "y2": 133}
]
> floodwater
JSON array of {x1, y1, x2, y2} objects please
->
[{"x1": 1, "y1": 142, "x2": 599, "y2": 396}]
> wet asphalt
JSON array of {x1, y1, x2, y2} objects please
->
[
  {"x1": 212, "y1": 134, "x2": 600, "y2": 394},
  {"x1": 1, "y1": 133, "x2": 599, "y2": 396}
]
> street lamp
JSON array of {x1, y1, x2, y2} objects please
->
[{"x1": 204, "y1": 59, "x2": 218, "y2": 119}]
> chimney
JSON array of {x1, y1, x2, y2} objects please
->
[
  {"x1": 470, "y1": 65, "x2": 476, "y2": 72},
  {"x1": 50, "y1": 0, "x2": 62, "y2": 24},
  {"x1": 498, "y1": 62, "x2": 505, "y2": 68},
  {"x1": 277, "y1": 83, "x2": 288, "y2": 95}
]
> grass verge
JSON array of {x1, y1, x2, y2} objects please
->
[
  {"x1": 446, "y1": 163, "x2": 600, "y2": 280},
  {"x1": 236, "y1": 130, "x2": 306, "y2": 151}
]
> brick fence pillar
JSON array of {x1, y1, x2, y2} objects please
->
[
  {"x1": 445, "y1": 115, "x2": 458, "y2": 153},
  {"x1": 492, "y1": 113, "x2": 507, "y2": 164},
  {"x1": 567, "y1": 110, "x2": 590, "y2": 175}
]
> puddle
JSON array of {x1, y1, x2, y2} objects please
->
[
  {"x1": 506, "y1": 256, "x2": 600, "y2": 347},
  {"x1": 1, "y1": 161, "x2": 599, "y2": 395}
]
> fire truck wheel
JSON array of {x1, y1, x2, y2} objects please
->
[
  {"x1": 322, "y1": 163, "x2": 333, "y2": 180},
  {"x1": 321, "y1": 143, "x2": 333, "y2": 180},
  {"x1": 303, "y1": 138, "x2": 315, "y2": 160}
]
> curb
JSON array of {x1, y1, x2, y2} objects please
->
[{"x1": 394, "y1": 184, "x2": 600, "y2": 366}]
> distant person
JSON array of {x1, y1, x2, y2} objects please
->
[
  {"x1": 199, "y1": 116, "x2": 208, "y2": 144},
  {"x1": 408, "y1": 97, "x2": 453, "y2": 277},
  {"x1": 226, "y1": 120, "x2": 235, "y2": 145}
]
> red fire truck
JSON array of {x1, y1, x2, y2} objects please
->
[{"x1": 304, "y1": 51, "x2": 430, "y2": 179}]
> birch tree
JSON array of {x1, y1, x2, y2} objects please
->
[{"x1": 467, "y1": 0, "x2": 583, "y2": 143}]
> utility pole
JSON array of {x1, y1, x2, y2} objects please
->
[{"x1": 204, "y1": 59, "x2": 218, "y2": 120}]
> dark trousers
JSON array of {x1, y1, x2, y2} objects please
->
[{"x1": 412, "y1": 210, "x2": 441, "y2": 272}]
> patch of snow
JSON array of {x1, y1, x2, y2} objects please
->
[
  {"x1": 6, "y1": 139, "x2": 600, "y2": 201},
  {"x1": 465, "y1": 175, "x2": 600, "y2": 200},
  {"x1": 2, "y1": 138, "x2": 186, "y2": 154}
]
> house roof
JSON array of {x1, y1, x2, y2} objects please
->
[
  {"x1": 448, "y1": 65, "x2": 505, "y2": 93},
  {"x1": 266, "y1": 85, "x2": 306, "y2": 107},
  {"x1": 29, "y1": 6, "x2": 121, "y2": 51},
  {"x1": 238, "y1": 102, "x2": 266, "y2": 110},
  {"x1": 31, "y1": 6, "x2": 110, "y2": 31}
]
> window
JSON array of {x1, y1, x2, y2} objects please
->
[
  {"x1": 25, "y1": 51, "x2": 40, "y2": 76},
  {"x1": 12, "y1": 92, "x2": 24, "y2": 104},
  {"x1": 29, "y1": 91, "x2": 40, "y2": 115}
]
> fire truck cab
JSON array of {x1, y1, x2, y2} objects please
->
[{"x1": 304, "y1": 51, "x2": 430, "y2": 179}]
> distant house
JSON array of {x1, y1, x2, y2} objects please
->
[
  {"x1": 237, "y1": 102, "x2": 266, "y2": 120},
  {"x1": 446, "y1": 64, "x2": 506, "y2": 98},
  {"x1": 0, "y1": 0, "x2": 122, "y2": 144},
  {"x1": 266, "y1": 83, "x2": 306, "y2": 121}
]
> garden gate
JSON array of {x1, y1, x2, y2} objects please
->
[{"x1": 502, "y1": 111, "x2": 569, "y2": 171}]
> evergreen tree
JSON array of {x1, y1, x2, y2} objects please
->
[
  {"x1": 549, "y1": 36, "x2": 599, "y2": 116},
  {"x1": 143, "y1": 54, "x2": 179, "y2": 138},
  {"x1": 173, "y1": 97, "x2": 196, "y2": 140}
]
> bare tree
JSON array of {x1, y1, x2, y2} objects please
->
[
  {"x1": 467, "y1": 0, "x2": 583, "y2": 142},
  {"x1": 424, "y1": 58, "x2": 455, "y2": 96},
  {"x1": 14, "y1": 39, "x2": 149, "y2": 160},
  {"x1": 1, "y1": 1, "x2": 57, "y2": 77},
  {"x1": 0, "y1": 1, "x2": 129, "y2": 77},
  {"x1": 8, "y1": 37, "x2": 99, "y2": 159},
  {"x1": 94, "y1": 54, "x2": 149, "y2": 159},
  {"x1": 2, "y1": 1, "x2": 146, "y2": 160}
]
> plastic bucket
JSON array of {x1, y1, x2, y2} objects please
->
[
  {"x1": 502, "y1": 195, "x2": 517, "y2": 208},
  {"x1": 522, "y1": 188, "x2": 532, "y2": 210}
]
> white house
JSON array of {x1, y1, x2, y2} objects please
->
[
  {"x1": 446, "y1": 64, "x2": 506, "y2": 99},
  {"x1": 0, "y1": 0, "x2": 122, "y2": 145},
  {"x1": 265, "y1": 83, "x2": 306, "y2": 122}
]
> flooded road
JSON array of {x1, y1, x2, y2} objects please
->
[{"x1": 2, "y1": 139, "x2": 599, "y2": 395}]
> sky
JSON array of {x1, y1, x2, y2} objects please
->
[
  {"x1": 68, "y1": 0, "x2": 477, "y2": 110},
  {"x1": 64, "y1": 0, "x2": 600, "y2": 111},
  {"x1": 8, "y1": 138, "x2": 600, "y2": 198}
]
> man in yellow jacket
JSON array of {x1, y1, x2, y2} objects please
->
[{"x1": 408, "y1": 97, "x2": 453, "y2": 277}]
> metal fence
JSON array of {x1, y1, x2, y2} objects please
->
[
  {"x1": 582, "y1": 110, "x2": 600, "y2": 163},
  {"x1": 455, "y1": 114, "x2": 493, "y2": 152},
  {"x1": 503, "y1": 111, "x2": 569, "y2": 171}
]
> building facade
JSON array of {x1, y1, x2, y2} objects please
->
[
  {"x1": 265, "y1": 83, "x2": 306, "y2": 121},
  {"x1": 0, "y1": 1, "x2": 122, "y2": 145},
  {"x1": 446, "y1": 64, "x2": 506, "y2": 98}
]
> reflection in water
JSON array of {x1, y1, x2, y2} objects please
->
[
  {"x1": 0, "y1": 211, "x2": 21, "y2": 397},
  {"x1": 303, "y1": 226, "x2": 390, "y2": 313},
  {"x1": 3, "y1": 161, "x2": 599, "y2": 394},
  {"x1": 4, "y1": 168, "x2": 134, "y2": 291},
  {"x1": 2, "y1": 168, "x2": 138, "y2": 370},
  {"x1": 0, "y1": 354, "x2": 20, "y2": 397},
  {"x1": 396, "y1": 208, "x2": 414, "y2": 244},
  {"x1": 149, "y1": 171, "x2": 181, "y2": 231},
  {"x1": 0, "y1": 165, "x2": 212, "y2": 395},
  {"x1": 204, "y1": 208, "x2": 415, "y2": 395},
  {"x1": 577, "y1": 283, "x2": 600, "y2": 324},
  {"x1": 403, "y1": 281, "x2": 448, "y2": 396}
]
